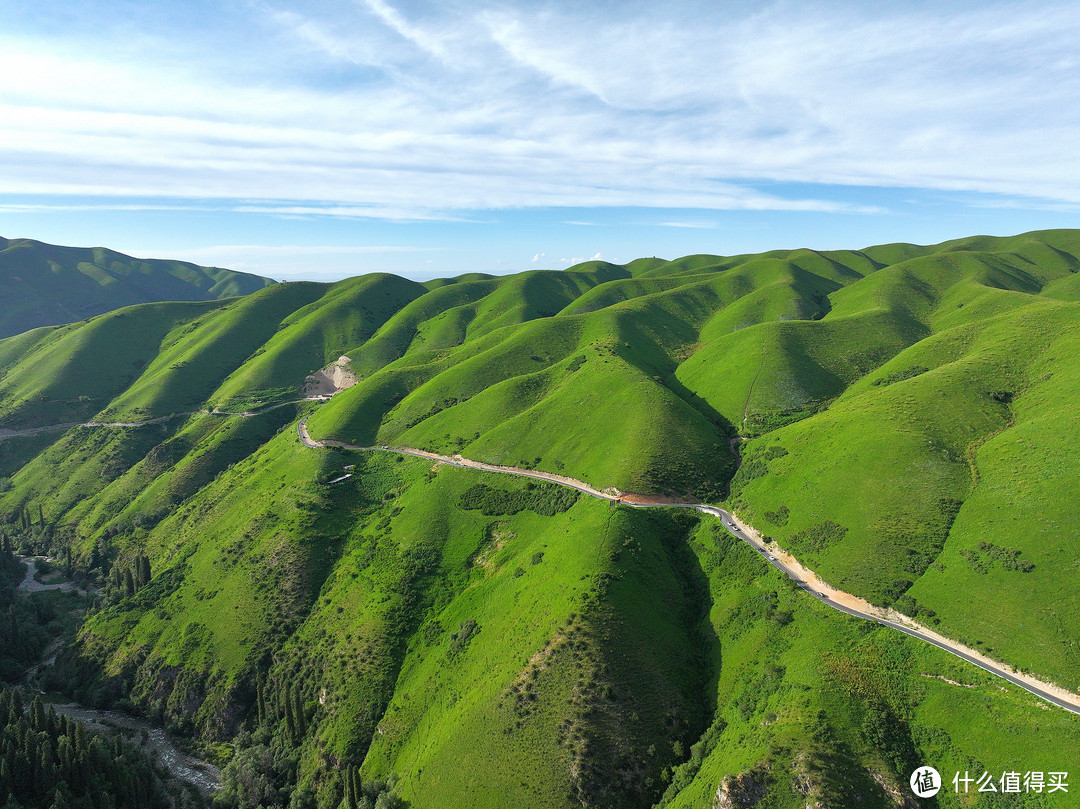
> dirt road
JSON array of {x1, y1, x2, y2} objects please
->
[{"x1": 298, "y1": 418, "x2": 1080, "y2": 716}]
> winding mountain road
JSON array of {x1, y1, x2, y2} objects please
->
[
  {"x1": 6, "y1": 409, "x2": 1077, "y2": 716},
  {"x1": 299, "y1": 416, "x2": 1080, "y2": 717},
  {"x1": 0, "y1": 396, "x2": 332, "y2": 442}
]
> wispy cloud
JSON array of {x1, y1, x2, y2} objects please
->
[
  {"x1": 0, "y1": 202, "x2": 212, "y2": 214},
  {"x1": 165, "y1": 244, "x2": 443, "y2": 258},
  {"x1": 658, "y1": 221, "x2": 717, "y2": 230},
  {"x1": 231, "y1": 204, "x2": 480, "y2": 222},
  {"x1": 359, "y1": 0, "x2": 450, "y2": 62},
  {"x1": 2, "y1": 0, "x2": 1080, "y2": 218},
  {"x1": 144, "y1": 242, "x2": 447, "y2": 281}
]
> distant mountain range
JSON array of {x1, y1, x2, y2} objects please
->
[{"x1": 0, "y1": 236, "x2": 274, "y2": 338}]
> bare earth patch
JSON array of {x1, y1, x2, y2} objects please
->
[{"x1": 302, "y1": 356, "x2": 358, "y2": 397}]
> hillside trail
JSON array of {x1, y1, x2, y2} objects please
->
[
  {"x1": 5, "y1": 400, "x2": 1079, "y2": 715},
  {"x1": 300, "y1": 415, "x2": 1080, "y2": 716},
  {"x1": 0, "y1": 395, "x2": 331, "y2": 442}
]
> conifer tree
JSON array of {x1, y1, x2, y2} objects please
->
[
  {"x1": 284, "y1": 683, "x2": 296, "y2": 742},
  {"x1": 343, "y1": 766, "x2": 356, "y2": 809},
  {"x1": 293, "y1": 686, "x2": 306, "y2": 736}
]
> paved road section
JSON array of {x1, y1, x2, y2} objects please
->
[{"x1": 299, "y1": 417, "x2": 1080, "y2": 717}]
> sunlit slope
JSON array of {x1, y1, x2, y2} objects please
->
[
  {"x1": 0, "y1": 406, "x2": 297, "y2": 539},
  {"x1": 4, "y1": 227, "x2": 1076, "y2": 498},
  {"x1": 0, "y1": 235, "x2": 274, "y2": 338},
  {"x1": 677, "y1": 233, "x2": 1080, "y2": 435},
  {"x1": 630, "y1": 247, "x2": 879, "y2": 284},
  {"x1": 60, "y1": 440, "x2": 715, "y2": 809},
  {"x1": 662, "y1": 521, "x2": 1080, "y2": 809},
  {"x1": 1040, "y1": 271, "x2": 1080, "y2": 301},
  {"x1": 344, "y1": 266, "x2": 627, "y2": 378},
  {"x1": 307, "y1": 276, "x2": 749, "y2": 497},
  {"x1": 457, "y1": 265, "x2": 628, "y2": 340},
  {"x1": 98, "y1": 282, "x2": 328, "y2": 419},
  {"x1": 400, "y1": 267, "x2": 620, "y2": 353},
  {"x1": 678, "y1": 306, "x2": 921, "y2": 434},
  {"x1": 907, "y1": 318, "x2": 1080, "y2": 689},
  {"x1": 207, "y1": 274, "x2": 425, "y2": 409},
  {"x1": 278, "y1": 471, "x2": 711, "y2": 809},
  {"x1": 732, "y1": 295, "x2": 1080, "y2": 690},
  {"x1": 63, "y1": 423, "x2": 347, "y2": 729},
  {"x1": 1, "y1": 228, "x2": 1079, "y2": 807},
  {"x1": 46, "y1": 433, "x2": 1080, "y2": 808},
  {"x1": 1, "y1": 423, "x2": 175, "y2": 529},
  {"x1": 422, "y1": 271, "x2": 496, "y2": 290},
  {"x1": 0, "y1": 325, "x2": 57, "y2": 376},
  {"x1": 0, "y1": 300, "x2": 224, "y2": 428}
]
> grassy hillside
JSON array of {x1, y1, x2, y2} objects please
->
[
  {"x1": 0, "y1": 228, "x2": 1079, "y2": 807},
  {"x1": 664, "y1": 522, "x2": 1080, "y2": 808},
  {"x1": 730, "y1": 276, "x2": 1080, "y2": 693},
  {"x1": 0, "y1": 236, "x2": 275, "y2": 338}
]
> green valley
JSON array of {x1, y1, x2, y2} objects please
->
[{"x1": 2, "y1": 229, "x2": 1080, "y2": 808}]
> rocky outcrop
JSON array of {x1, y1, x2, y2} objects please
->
[{"x1": 714, "y1": 767, "x2": 768, "y2": 808}]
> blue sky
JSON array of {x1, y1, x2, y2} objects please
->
[{"x1": 2, "y1": 0, "x2": 1080, "y2": 281}]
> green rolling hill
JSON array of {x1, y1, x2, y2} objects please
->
[
  {"x1": 1, "y1": 229, "x2": 1079, "y2": 808},
  {"x1": 0, "y1": 236, "x2": 275, "y2": 338}
]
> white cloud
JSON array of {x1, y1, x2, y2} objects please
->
[
  {"x1": 231, "y1": 204, "x2": 478, "y2": 222},
  {"x1": 2, "y1": 0, "x2": 1080, "y2": 216},
  {"x1": 359, "y1": 0, "x2": 450, "y2": 63},
  {"x1": 560, "y1": 252, "x2": 602, "y2": 265},
  {"x1": 531, "y1": 252, "x2": 545, "y2": 262}
]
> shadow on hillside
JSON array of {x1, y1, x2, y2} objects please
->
[{"x1": 657, "y1": 373, "x2": 740, "y2": 497}]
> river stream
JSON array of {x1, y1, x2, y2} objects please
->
[{"x1": 15, "y1": 556, "x2": 222, "y2": 794}]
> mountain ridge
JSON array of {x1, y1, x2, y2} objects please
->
[
  {"x1": 0, "y1": 236, "x2": 276, "y2": 338},
  {"x1": 2, "y1": 228, "x2": 1079, "y2": 808}
]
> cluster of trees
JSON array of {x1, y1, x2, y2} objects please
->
[
  {"x1": 212, "y1": 730, "x2": 403, "y2": 809},
  {"x1": 12, "y1": 507, "x2": 44, "y2": 537},
  {"x1": 253, "y1": 679, "x2": 307, "y2": 747},
  {"x1": 0, "y1": 688, "x2": 172, "y2": 809},
  {"x1": 458, "y1": 481, "x2": 578, "y2": 517},
  {"x1": 0, "y1": 547, "x2": 55, "y2": 683},
  {"x1": 728, "y1": 445, "x2": 788, "y2": 496},
  {"x1": 338, "y1": 768, "x2": 402, "y2": 809},
  {"x1": 0, "y1": 505, "x2": 55, "y2": 557},
  {"x1": 102, "y1": 555, "x2": 151, "y2": 605}
]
